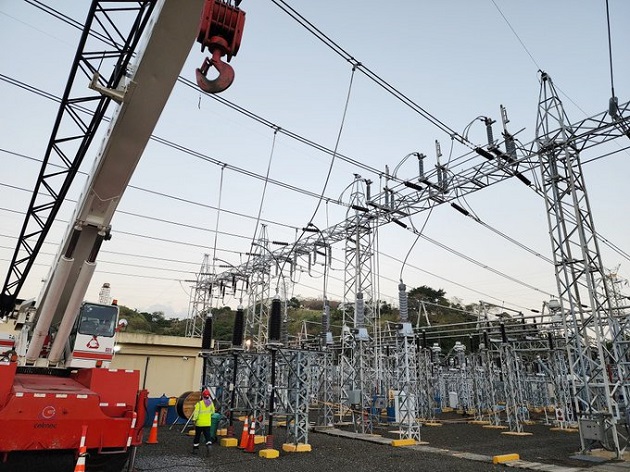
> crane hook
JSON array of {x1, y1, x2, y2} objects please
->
[
  {"x1": 195, "y1": 0, "x2": 245, "y2": 94},
  {"x1": 196, "y1": 47, "x2": 235, "y2": 94}
]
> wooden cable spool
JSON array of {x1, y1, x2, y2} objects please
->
[{"x1": 175, "y1": 391, "x2": 202, "y2": 419}]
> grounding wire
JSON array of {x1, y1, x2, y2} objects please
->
[
  {"x1": 489, "y1": 0, "x2": 603, "y2": 123},
  {"x1": 23, "y1": 0, "x2": 391, "y2": 182},
  {"x1": 13, "y1": 4, "x2": 392, "y2": 182},
  {"x1": 5, "y1": 6, "x2": 629, "y2": 298},
  {"x1": 455, "y1": 194, "x2": 555, "y2": 265},
  {"x1": 269, "y1": 0, "x2": 470, "y2": 147},
  {"x1": 0, "y1": 199, "x2": 552, "y2": 314},
  {"x1": 244, "y1": 127, "x2": 280, "y2": 292},
  {"x1": 405, "y1": 223, "x2": 553, "y2": 298},
  {"x1": 275, "y1": 65, "x2": 358, "y2": 292},
  {"x1": 0, "y1": 75, "x2": 358, "y2": 209},
  {"x1": 0, "y1": 155, "x2": 299, "y2": 232},
  {"x1": 399, "y1": 208, "x2": 434, "y2": 282},
  {"x1": 181, "y1": 78, "x2": 385, "y2": 178},
  {"x1": 211, "y1": 165, "x2": 226, "y2": 274},
  {"x1": 489, "y1": 0, "x2": 541, "y2": 70}
]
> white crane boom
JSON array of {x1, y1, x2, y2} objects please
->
[{"x1": 26, "y1": 0, "x2": 204, "y2": 364}]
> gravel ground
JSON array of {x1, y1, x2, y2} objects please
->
[
  {"x1": 1, "y1": 413, "x2": 616, "y2": 472},
  {"x1": 132, "y1": 415, "x2": 608, "y2": 472}
]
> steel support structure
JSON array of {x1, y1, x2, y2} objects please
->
[
  {"x1": 416, "y1": 347, "x2": 435, "y2": 420},
  {"x1": 186, "y1": 254, "x2": 213, "y2": 337},
  {"x1": 281, "y1": 348, "x2": 312, "y2": 445},
  {"x1": 604, "y1": 270, "x2": 630, "y2": 431},
  {"x1": 204, "y1": 352, "x2": 232, "y2": 412},
  {"x1": 535, "y1": 73, "x2": 628, "y2": 456},
  {"x1": 394, "y1": 329, "x2": 422, "y2": 441},
  {"x1": 342, "y1": 176, "x2": 378, "y2": 434},
  {"x1": 499, "y1": 341, "x2": 527, "y2": 432},
  {"x1": 246, "y1": 226, "x2": 271, "y2": 351},
  {"x1": 317, "y1": 349, "x2": 335, "y2": 427}
]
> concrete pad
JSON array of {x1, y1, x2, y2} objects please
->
[
  {"x1": 220, "y1": 437, "x2": 238, "y2": 447},
  {"x1": 549, "y1": 427, "x2": 579, "y2": 433},
  {"x1": 282, "y1": 443, "x2": 312, "y2": 453},
  {"x1": 493, "y1": 453, "x2": 520, "y2": 464},
  {"x1": 259, "y1": 448, "x2": 280, "y2": 459},
  {"x1": 501, "y1": 431, "x2": 534, "y2": 436},
  {"x1": 391, "y1": 438, "x2": 416, "y2": 447},
  {"x1": 483, "y1": 425, "x2": 508, "y2": 429}
]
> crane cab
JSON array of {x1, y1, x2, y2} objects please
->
[{"x1": 67, "y1": 301, "x2": 119, "y2": 368}]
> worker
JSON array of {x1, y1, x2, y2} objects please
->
[{"x1": 191, "y1": 388, "x2": 215, "y2": 454}]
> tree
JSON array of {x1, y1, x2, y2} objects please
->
[{"x1": 408, "y1": 285, "x2": 447, "y2": 304}]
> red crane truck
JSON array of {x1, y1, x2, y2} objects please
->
[{"x1": 0, "y1": 0, "x2": 244, "y2": 470}]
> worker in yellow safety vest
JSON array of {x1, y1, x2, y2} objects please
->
[{"x1": 192, "y1": 388, "x2": 216, "y2": 453}]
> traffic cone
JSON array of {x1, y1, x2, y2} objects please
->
[
  {"x1": 244, "y1": 419, "x2": 256, "y2": 453},
  {"x1": 74, "y1": 425, "x2": 88, "y2": 472},
  {"x1": 146, "y1": 411, "x2": 159, "y2": 444},
  {"x1": 238, "y1": 416, "x2": 249, "y2": 449}
]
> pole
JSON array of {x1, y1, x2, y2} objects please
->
[
  {"x1": 228, "y1": 351, "x2": 239, "y2": 436},
  {"x1": 266, "y1": 347, "x2": 277, "y2": 446}
]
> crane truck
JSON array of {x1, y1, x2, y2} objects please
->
[{"x1": 0, "y1": 0, "x2": 244, "y2": 470}]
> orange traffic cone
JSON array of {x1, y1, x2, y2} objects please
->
[
  {"x1": 238, "y1": 416, "x2": 249, "y2": 449},
  {"x1": 74, "y1": 425, "x2": 88, "y2": 472},
  {"x1": 244, "y1": 419, "x2": 256, "y2": 453},
  {"x1": 146, "y1": 411, "x2": 159, "y2": 444}
]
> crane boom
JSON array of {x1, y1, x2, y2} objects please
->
[{"x1": 27, "y1": 0, "x2": 204, "y2": 364}]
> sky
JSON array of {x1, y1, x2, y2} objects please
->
[{"x1": 1, "y1": 0, "x2": 629, "y2": 320}]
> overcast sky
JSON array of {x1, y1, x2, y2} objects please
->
[{"x1": 1, "y1": 0, "x2": 629, "y2": 320}]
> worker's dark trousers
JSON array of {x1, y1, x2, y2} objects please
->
[{"x1": 193, "y1": 426, "x2": 212, "y2": 451}]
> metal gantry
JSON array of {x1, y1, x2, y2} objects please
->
[
  {"x1": 535, "y1": 72, "x2": 629, "y2": 456},
  {"x1": 190, "y1": 72, "x2": 630, "y2": 455},
  {"x1": 186, "y1": 254, "x2": 214, "y2": 337}
]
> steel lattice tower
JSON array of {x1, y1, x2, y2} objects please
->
[
  {"x1": 535, "y1": 72, "x2": 629, "y2": 456},
  {"x1": 246, "y1": 226, "x2": 271, "y2": 350},
  {"x1": 500, "y1": 340, "x2": 528, "y2": 433},
  {"x1": 341, "y1": 176, "x2": 378, "y2": 433},
  {"x1": 342, "y1": 176, "x2": 376, "y2": 330},
  {"x1": 186, "y1": 254, "x2": 213, "y2": 338},
  {"x1": 283, "y1": 349, "x2": 312, "y2": 445},
  {"x1": 395, "y1": 327, "x2": 422, "y2": 441}
]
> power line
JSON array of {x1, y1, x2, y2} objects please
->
[
  {"x1": 269, "y1": 0, "x2": 471, "y2": 146},
  {"x1": 490, "y1": 0, "x2": 541, "y2": 70}
]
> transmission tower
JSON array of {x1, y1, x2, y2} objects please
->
[
  {"x1": 535, "y1": 72, "x2": 629, "y2": 456},
  {"x1": 186, "y1": 254, "x2": 213, "y2": 338},
  {"x1": 343, "y1": 175, "x2": 376, "y2": 330},
  {"x1": 246, "y1": 225, "x2": 272, "y2": 350},
  {"x1": 341, "y1": 175, "x2": 378, "y2": 433}
]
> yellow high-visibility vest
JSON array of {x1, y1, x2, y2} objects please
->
[{"x1": 192, "y1": 400, "x2": 215, "y2": 427}]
